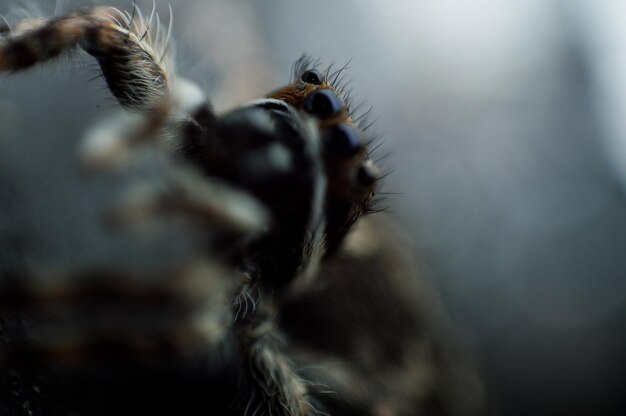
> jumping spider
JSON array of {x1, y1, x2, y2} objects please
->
[{"x1": 0, "y1": 4, "x2": 485, "y2": 416}]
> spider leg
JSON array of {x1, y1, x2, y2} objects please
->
[
  {"x1": 76, "y1": 76, "x2": 215, "y2": 173},
  {"x1": 0, "y1": 7, "x2": 217, "y2": 131},
  {"x1": 235, "y1": 297, "x2": 321, "y2": 416},
  {"x1": 0, "y1": 261, "x2": 237, "y2": 368},
  {"x1": 108, "y1": 164, "x2": 269, "y2": 238},
  {"x1": 74, "y1": 86, "x2": 266, "y2": 234},
  {"x1": 0, "y1": 7, "x2": 172, "y2": 112},
  {"x1": 79, "y1": 98, "x2": 172, "y2": 170}
]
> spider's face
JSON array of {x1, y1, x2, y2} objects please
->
[
  {"x1": 269, "y1": 68, "x2": 380, "y2": 256},
  {"x1": 194, "y1": 79, "x2": 378, "y2": 288}
]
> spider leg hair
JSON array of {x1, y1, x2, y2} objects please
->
[
  {"x1": 0, "y1": 7, "x2": 173, "y2": 111},
  {"x1": 235, "y1": 300, "x2": 321, "y2": 416}
]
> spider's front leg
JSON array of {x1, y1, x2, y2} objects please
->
[
  {"x1": 0, "y1": 5, "x2": 214, "y2": 128},
  {"x1": 0, "y1": 7, "x2": 165, "y2": 110}
]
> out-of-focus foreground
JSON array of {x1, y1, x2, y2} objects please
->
[{"x1": 1, "y1": 1, "x2": 625, "y2": 415}]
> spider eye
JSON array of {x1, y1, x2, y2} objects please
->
[
  {"x1": 357, "y1": 160, "x2": 379, "y2": 186},
  {"x1": 323, "y1": 124, "x2": 363, "y2": 158},
  {"x1": 302, "y1": 89, "x2": 344, "y2": 119},
  {"x1": 301, "y1": 69, "x2": 323, "y2": 85}
]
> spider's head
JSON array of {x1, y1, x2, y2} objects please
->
[
  {"x1": 268, "y1": 60, "x2": 380, "y2": 256},
  {"x1": 192, "y1": 60, "x2": 379, "y2": 290}
]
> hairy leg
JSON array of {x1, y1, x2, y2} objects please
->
[
  {"x1": 0, "y1": 7, "x2": 172, "y2": 111},
  {"x1": 236, "y1": 296, "x2": 321, "y2": 416}
]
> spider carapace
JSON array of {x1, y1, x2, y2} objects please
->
[{"x1": 0, "y1": 5, "x2": 484, "y2": 416}]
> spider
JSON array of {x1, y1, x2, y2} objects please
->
[{"x1": 0, "y1": 4, "x2": 485, "y2": 416}]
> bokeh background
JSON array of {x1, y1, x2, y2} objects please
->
[{"x1": 1, "y1": 1, "x2": 625, "y2": 415}]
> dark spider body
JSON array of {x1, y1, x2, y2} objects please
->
[{"x1": 0, "y1": 5, "x2": 485, "y2": 416}]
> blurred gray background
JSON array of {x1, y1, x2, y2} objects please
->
[{"x1": 1, "y1": 1, "x2": 625, "y2": 415}]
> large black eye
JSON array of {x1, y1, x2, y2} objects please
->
[
  {"x1": 301, "y1": 70, "x2": 323, "y2": 85},
  {"x1": 302, "y1": 89, "x2": 344, "y2": 119},
  {"x1": 323, "y1": 124, "x2": 363, "y2": 158}
]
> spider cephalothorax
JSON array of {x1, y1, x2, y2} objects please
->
[{"x1": 0, "y1": 5, "x2": 484, "y2": 416}]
